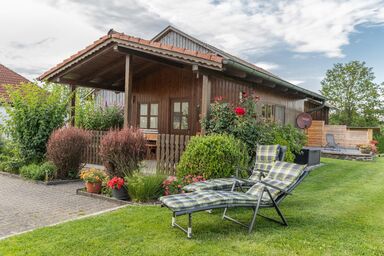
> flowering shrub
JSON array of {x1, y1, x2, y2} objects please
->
[
  {"x1": 80, "y1": 168, "x2": 107, "y2": 183},
  {"x1": 202, "y1": 92, "x2": 307, "y2": 162},
  {"x1": 162, "y1": 175, "x2": 206, "y2": 195},
  {"x1": 47, "y1": 127, "x2": 91, "y2": 179},
  {"x1": 99, "y1": 127, "x2": 146, "y2": 177},
  {"x1": 107, "y1": 176, "x2": 125, "y2": 190}
]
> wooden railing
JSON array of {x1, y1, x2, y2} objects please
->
[
  {"x1": 83, "y1": 130, "x2": 106, "y2": 165},
  {"x1": 156, "y1": 134, "x2": 192, "y2": 175}
]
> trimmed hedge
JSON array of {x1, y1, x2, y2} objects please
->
[{"x1": 177, "y1": 134, "x2": 249, "y2": 179}]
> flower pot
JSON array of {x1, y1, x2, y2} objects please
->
[
  {"x1": 112, "y1": 186, "x2": 129, "y2": 201},
  {"x1": 86, "y1": 181, "x2": 102, "y2": 194}
]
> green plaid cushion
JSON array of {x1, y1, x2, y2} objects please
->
[
  {"x1": 255, "y1": 145, "x2": 280, "y2": 163},
  {"x1": 248, "y1": 162, "x2": 275, "y2": 181},
  {"x1": 160, "y1": 190, "x2": 259, "y2": 212},
  {"x1": 183, "y1": 178, "x2": 241, "y2": 192},
  {"x1": 246, "y1": 161, "x2": 306, "y2": 201}
]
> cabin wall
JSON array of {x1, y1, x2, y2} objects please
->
[
  {"x1": 131, "y1": 66, "x2": 200, "y2": 135},
  {"x1": 209, "y1": 75, "x2": 305, "y2": 126},
  {"x1": 304, "y1": 101, "x2": 329, "y2": 124}
]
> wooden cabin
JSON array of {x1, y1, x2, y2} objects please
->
[{"x1": 39, "y1": 26, "x2": 327, "y2": 136}]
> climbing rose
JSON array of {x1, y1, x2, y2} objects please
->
[{"x1": 235, "y1": 107, "x2": 246, "y2": 116}]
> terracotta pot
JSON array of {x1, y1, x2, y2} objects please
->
[
  {"x1": 112, "y1": 186, "x2": 129, "y2": 201},
  {"x1": 86, "y1": 181, "x2": 102, "y2": 194}
]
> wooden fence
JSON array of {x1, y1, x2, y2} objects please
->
[
  {"x1": 305, "y1": 121, "x2": 371, "y2": 148},
  {"x1": 83, "y1": 131, "x2": 192, "y2": 174},
  {"x1": 83, "y1": 130, "x2": 106, "y2": 165},
  {"x1": 156, "y1": 134, "x2": 192, "y2": 175}
]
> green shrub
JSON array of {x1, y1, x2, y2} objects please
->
[
  {"x1": 374, "y1": 131, "x2": 384, "y2": 154},
  {"x1": 0, "y1": 139, "x2": 25, "y2": 174},
  {"x1": 126, "y1": 173, "x2": 165, "y2": 202},
  {"x1": 177, "y1": 134, "x2": 249, "y2": 179},
  {"x1": 2, "y1": 82, "x2": 70, "y2": 163},
  {"x1": 76, "y1": 97, "x2": 124, "y2": 131},
  {"x1": 19, "y1": 162, "x2": 56, "y2": 181}
]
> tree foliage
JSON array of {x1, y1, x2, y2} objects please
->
[
  {"x1": 2, "y1": 82, "x2": 70, "y2": 163},
  {"x1": 320, "y1": 61, "x2": 384, "y2": 126}
]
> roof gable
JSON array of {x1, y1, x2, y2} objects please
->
[{"x1": 0, "y1": 64, "x2": 30, "y2": 102}]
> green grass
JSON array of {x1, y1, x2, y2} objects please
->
[{"x1": 1, "y1": 158, "x2": 384, "y2": 256}]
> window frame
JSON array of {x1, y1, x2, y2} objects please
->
[
  {"x1": 138, "y1": 102, "x2": 159, "y2": 130},
  {"x1": 170, "y1": 98, "x2": 190, "y2": 134}
]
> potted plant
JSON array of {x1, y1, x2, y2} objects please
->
[
  {"x1": 80, "y1": 168, "x2": 107, "y2": 194},
  {"x1": 108, "y1": 176, "x2": 129, "y2": 200},
  {"x1": 357, "y1": 144, "x2": 372, "y2": 154}
]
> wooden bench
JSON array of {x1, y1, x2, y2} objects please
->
[{"x1": 144, "y1": 133, "x2": 158, "y2": 160}]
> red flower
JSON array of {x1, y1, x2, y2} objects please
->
[
  {"x1": 235, "y1": 107, "x2": 246, "y2": 116},
  {"x1": 107, "y1": 176, "x2": 125, "y2": 190}
]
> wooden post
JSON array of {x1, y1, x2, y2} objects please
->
[
  {"x1": 70, "y1": 85, "x2": 76, "y2": 126},
  {"x1": 201, "y1": 75, "x2": 211, "y2": 134},
  {"x1": 124, "y1": 55, "x2": 133, "y2": 127}
]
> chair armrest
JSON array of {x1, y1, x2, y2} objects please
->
[{"x1": 260, "y1": 181, "x2": 292, "y2": 195}]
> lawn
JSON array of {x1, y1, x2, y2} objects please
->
[{"x1": 0, "y1": 158, "x2": 383, "y2": 256}]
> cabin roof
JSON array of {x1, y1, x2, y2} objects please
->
[{"x1": 39, "y1": 31, "x2": 223, "y2": 81}]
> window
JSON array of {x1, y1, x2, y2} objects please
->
[
  {"x1": 139, "y1": 103, "x2": 158, "y2": 129},
  {"x1": 172, "y1": 100, "x2": 189, "y2": 130},
  {"x1": 260, "y1": 103, "x2": 285, "y2": 124},
  {"x1": 261, "y1": 104, "x2": 274, "y2": 122}
]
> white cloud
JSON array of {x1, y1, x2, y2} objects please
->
[
  {"x1": 1, "y1": 0, "x2": 384, "y2": 79},
  {"x1": 253, "y1": 62, "x2": 280, "y2": 71}
]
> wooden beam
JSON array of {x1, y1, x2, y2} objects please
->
[
  {"x1": 201, "y1": 75, "x2": 211, "y2": 134},
  {"x1": 70, "y1": 85, "x2": 76, "y2": 126},
  {"x1": 79, "y1": 59, "x2": 125, "y2": 83},
  {"x1": 247, "y1": 76, "x2": 263, "y2": 84},
  {"x1": 124, "y1": 54, "x2": 133, "y2": 127}
]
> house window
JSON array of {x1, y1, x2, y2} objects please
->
[
  {"x1": 172, "y1": 100, "x2": 189, "y2": 130},
  {"x1": 139, "y1": 103, "x2": 158, "y2": 129},
  {"x1": 261, "y1": 104, "x2": 274, "y2": 122}
]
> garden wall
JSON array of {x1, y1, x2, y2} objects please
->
[{"x1": 305, "y1": 121, "x2": 371, "y2": 148}]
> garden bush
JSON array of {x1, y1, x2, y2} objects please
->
[
  {"x1": 2, "y1": 82, "x2": 70, "y2": 163},
  {"x1": 19, "y1": 161, "x2": 56, "y2": 181},
  {"x1": 162, "y1": 175, "x2": 205, "y2": 195},
  {"x1": 47, "y1": 127, "x2": 91, "y2": 179},
  {"x1": 177, "y1": 134, "x2": 249, "y2": 179},
  {"x1": 201, "y1": 92, "x2": 307, "y2": 162},
  {"x1": 0, "y1": 139, "x2": 24, "y2": 174},
  {"x1": 76, "y1": 97, "x2": 124, "y2": 131},
  {"x1": 126, "y1": 173, "x2": 165, "y2": 202},
  {"x1": 99, "y1": 128, "x2": 146, "y2": 177}
]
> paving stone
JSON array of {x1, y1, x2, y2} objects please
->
[{"x1": 0, "y1": 175, "x2": 120, "y2": 238}]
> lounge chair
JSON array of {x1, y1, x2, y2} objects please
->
[
  {"x1": 325, "y1": 133, "x2": 342, "y2": 151},
  {"x1": 160, "y1": 161, "x2": 309, "y2": 238},
  {"x1": 183, "y1": 145, "x2": 287, "y2": 192}
]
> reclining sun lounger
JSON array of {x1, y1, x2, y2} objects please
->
[
  {"x1": 183, "y1": 145, "x2": 286, "y2": 192},
  {"x1": 160, "y1": 161, "x2": 309, "y2": 238}
]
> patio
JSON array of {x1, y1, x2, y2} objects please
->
[{"x1": 305, "y1": 146, "x2": 374, "y2": 160}]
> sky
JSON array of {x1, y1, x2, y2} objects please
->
[{"x1": 1, "y1": 0, "x2": 384, "y2": 94}]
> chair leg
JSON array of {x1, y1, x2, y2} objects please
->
[
  {"x1": 172, "y1": 212, "x2": 176, "y2": 227},
  {"x1": 248, "y1": 189, "x2": 263, "y2": 233},
  {"x1": 188, "y1": 213, "x2": 192, "y2": 238},
  {"x1": 265, "y1": 188, "x2": 288, "y2": 226}
]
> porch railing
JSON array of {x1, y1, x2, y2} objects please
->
[{"x1": 156, "y1": 134, "x2": 192, "y2": 175}]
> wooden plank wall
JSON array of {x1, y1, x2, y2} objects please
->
[
  {"x1": 305, "y1": 121, "x2": 370, "y2": 147},
  {"x1": 83, "y1": 130, "x2": 107, "y2": 165},
  {"x1": 156, "y1": 134, "x2": 191, "y2": 175}
]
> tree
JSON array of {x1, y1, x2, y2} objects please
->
[
  {"x1": 321, "y1": 61, "x2": 384, "y2": 127},
  {"x1": 2, "y1": 82, "x2": 71, "y2": 163}
]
